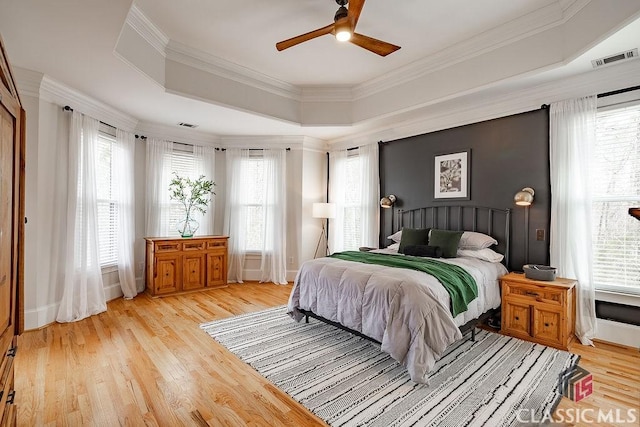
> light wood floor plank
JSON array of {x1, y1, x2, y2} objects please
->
[{"x1": 15, "y1": 283, "x2": 639, "y2": 426}]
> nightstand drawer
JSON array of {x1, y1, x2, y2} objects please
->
[{"x1": 503, "y1": 281, "x2": 564, "y2": 306}]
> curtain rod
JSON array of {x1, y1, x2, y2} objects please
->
[
  {"x1": 63, "y1": 105, "x2": 115, "y2": 129},
  {"x1": 598, "y1": 85, "x2": 640, "y2": 98}
]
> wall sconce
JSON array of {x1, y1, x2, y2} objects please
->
[
  {"x1": 380, "y1": 195, "x2": 397, "y2": 209},
  {"x1": 514, "y1": 187, "x2": 535, "y2": 206},
  {"x1": 514, "y1": 187, "x2": 534, "y2": 265}
]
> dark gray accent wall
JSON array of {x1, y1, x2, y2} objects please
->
[{"x1": 379, "y1": 108, "x2": 550, "y2": 271}]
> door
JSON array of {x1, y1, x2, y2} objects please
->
[
  {"x1": 206, "y1": 252, "x2": 226, "y2": 287},
  {"x1": 155, "y1": 255, "x2": 181, "y2": 295},
  {"x1": 183, "y1": 254, "x2": 205, "y2": 291},
  {"x1": 503, "y1": 299, "x2": 531, "y2": 337},
  {"x1": 0, "y1": 98, "x2": 14, "y2": 343}
]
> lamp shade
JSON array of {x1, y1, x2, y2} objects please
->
[
  {"x1": 514, "y1": 187, "x2": 535, "y2": 206},
  {"x1": 313, "y1": 202, "x2": 336, "y2": 219},
  {"x1": 380, "y1": 194, "x2": 397, "y2": 209}
]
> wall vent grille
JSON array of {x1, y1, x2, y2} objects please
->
[
  {"x1": 591, "y1": 48, "x2": 638, "y2": 68},
  {"x1": 178, "y1": 122, "x2": 198, "y2": 128}
]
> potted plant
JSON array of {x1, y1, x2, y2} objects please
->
[{"x1": 169, "y1": 173, "x2": 216, "y2": 237}]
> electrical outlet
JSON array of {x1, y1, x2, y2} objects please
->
[{"x1": 536, "y1": 229, "x2": 545, "y2": 241}]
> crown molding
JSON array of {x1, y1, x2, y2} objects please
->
[
  {"x1": 125, "y1": 4, "x2": 169, "y2": 57},
  {"x1": 38, "y1": 75, "x2": 138, "y2": 131},
  {"x1": 13, "y1": 67, "x2": 44, "y2": 99},
  {"x1": 300, "y1": 86, "x2": 354, "y2": 103},
  {"x1": 166, "y1": 40, "x2": 301, "y2": 101},
  {"x1": 331, "y1": 58, "x2": 640, "y2": 147},
  {"x1": 352, "y1": 0, "x2": 588, "y2": 100}
]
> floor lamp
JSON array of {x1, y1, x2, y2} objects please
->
[
  {"x1": 514, "y1": 187, "x2": 535, "y2": 265},
  {"x1": 313, "y1": 202, "x2": 336, "y2": 258}
]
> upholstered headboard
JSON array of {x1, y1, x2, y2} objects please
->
[{"x1": 394, "y1": 205, "x2": 511, "y2": 268}]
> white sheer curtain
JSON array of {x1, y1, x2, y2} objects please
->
[
  {"x1": 145, "y1": 138, "x2": 173, "y2": 236},
  {"x1": 550, "y1": 95, "x2": 598, "y2": 346},
  {"x1": 260, "y1": 149, "x2": 287, "y2": 284},
  {"x1": 114, "y1": 129, "x2": 137, "y2": 298},
  {"x1": 329, "y1": 144, "x2": 380, "y2": 252},
  {"x1": 57, "y1": 112, "x2": 107, "y2": 322},
  {"x1": 329, "y1": 149, "x2": 348, "y2": 252},
  {"x1": 193, "y1": 145, "x2": 216, "y2": 235},
  {"x1": 224, "y1": 148, "x2": 249, "y2": 282},
  {"x1": 359, "y1": 143, "x2": 380, "y2": 248}
]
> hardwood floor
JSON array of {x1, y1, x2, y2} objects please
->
[{"x1": 15, "y1": 283, "x2": 639, "y2": 426}]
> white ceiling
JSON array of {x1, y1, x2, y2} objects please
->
[{"x1": 1, "y1": 0, "x2": 640, "y2": 143}]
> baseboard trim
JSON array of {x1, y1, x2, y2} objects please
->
[{"x1": 595, "y1": 318, "x2": 640, "y2": 349}]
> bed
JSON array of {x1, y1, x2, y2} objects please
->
[{"x1": 287, "y1": 205, "x2": 511, "y2": 384}]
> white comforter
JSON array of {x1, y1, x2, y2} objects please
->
[{"x1": 287, "y1": 253, "x2": 506, "y2": 383}]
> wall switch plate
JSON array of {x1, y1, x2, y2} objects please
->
[{"x1": 536, "y1": 229, "x2": 545, "y2": 241}]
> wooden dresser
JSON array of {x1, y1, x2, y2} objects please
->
[
  {"x1": 145, "y1": 236, "x2": 228, "y2": 297},
  {"x1": 0, "y1": 34, "x2": 25, "y2": 426},
  {"x1": 500, "y1": 272, "x2": 576, "y2": 350}
]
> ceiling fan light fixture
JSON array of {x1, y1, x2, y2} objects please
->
[{"x1": 336, "y1": 29, "x2": 352, "y2": 42}]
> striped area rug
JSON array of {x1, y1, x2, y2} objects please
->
[{"x1": 200, "y1": 306, "x2": 578, "y2": 427}]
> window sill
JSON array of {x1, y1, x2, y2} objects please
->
[{"x1": 595, "y1": 289, "x2": 640, "y2": 308}]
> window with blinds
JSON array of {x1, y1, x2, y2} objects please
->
[
  {"x1": 96, "y1": 130, "x2": 118, "y2": 267},
  {"x1": 243, "y1": 154, "x2": 265, "y2": 251},
  {"x1": 343, "y1": 150, "x2": 362, "y2": 251},
  {"x1": 591, "y1": 101, "x2": 640, "y2": 295},
  {"x1": 165, "y1": 146, "x2": 201, "y2": 237}
]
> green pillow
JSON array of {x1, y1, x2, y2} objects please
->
[
  {"x1": 398, "y1": 228, "x2": 430, "y2": 254},
  {"x1": 428, "y1": 229, "x2": 463, "y2": 258}
]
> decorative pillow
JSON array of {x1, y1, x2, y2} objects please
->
[
  {"x1": 458, "y1": 231, "x2": 497, "y2": 250},
  {"x1": 457, "y1": 248, "x2": 504, "y2": 263},
  {"x1": 387, "y1": 230, "x2": 403, "y2": 243},
  {"x1": 387, "y1": 242, "x2": 400, "y2": 251},
  {"x1": 403, "y1": 245, "x2": 443, "y2": 258},
  {"x1": 428, "y1": 229, "x2": 464, "y2": 258},
  {"x1": 398, "y1": 228, "x2": 431, "y2": 254}
]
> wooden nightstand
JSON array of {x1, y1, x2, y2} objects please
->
[{"x1": 500, "y1": 272, "x2": 576, "y2": 350}]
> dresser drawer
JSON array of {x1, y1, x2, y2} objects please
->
[
  {"x1": 155, "y1": 241, "x2": 182, "y2": 252},
  {"x1": 206, "y1": 239, "x2": 227, "y2": 250},
  {"x1": 503, "y1": 281, "x2": 564, "y2": 306},
  {"x1": 183, "y1": 240, "x2": 206, "y2": 251}
]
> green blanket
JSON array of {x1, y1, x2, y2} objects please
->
[{"x1": 329, "y1": 251, "x2": 477, "y2": 317}]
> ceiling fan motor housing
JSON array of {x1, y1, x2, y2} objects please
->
[{"x1": 334, "y1": 6, "x2": 348, "y2": 21}]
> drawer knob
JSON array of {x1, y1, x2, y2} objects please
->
[
  {"x1": 545, "y1": 323, "x2": 550, "y2": 327},
  {"x1": 525, "y1": 291, "x2": 539, "y2": 296},
  {"x1": 515, "y1": 316, "x2": 519, "y2": 321}
]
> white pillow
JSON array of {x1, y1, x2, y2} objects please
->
[
  {"x1": 457, "y1": 248, "x2": 504, "y2": 263},
  {"x1": 459, "y1": 231, "x2": 497, "y2": 250},
  {"x1": 387, "y1": 242, "x2": 400, "y2": 251},
  {"x1": 387, "y1": 230, "x2": 402, "y2": 243}
]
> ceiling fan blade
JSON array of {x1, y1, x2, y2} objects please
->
[
  {"x1": 348, "y1": 0, "x2": 365, "y2": 29},
  {"x1": 276, "y1": 23, "x2": 335, "y2": 51},
  {"x1": 350, "y1": 33, "x2": 401, "y2": 56}
]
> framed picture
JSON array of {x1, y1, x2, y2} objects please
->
[{"x1": 434, "y1": 149, "x2": 470, "y2": 200}]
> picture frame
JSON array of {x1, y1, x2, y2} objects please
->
[{"x1": 434, "y1": 149, "x2": 470, "y2": 200}]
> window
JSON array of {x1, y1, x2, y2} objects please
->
[
  {"x1": 242, "y1": 154, "x2": 266, "y2": 251},
  {"x1": 166, "y1": 146, "x2": 199, "y2": 237},
  {"x1": 591, "y1": 100, "x2": 640, "y2": 295},
  {"x1": 95, "y1": 127, "x2": 118, "y2": 267},
  {"x1": 342, "y1": 151, "x2": 363, "y2": 250}
]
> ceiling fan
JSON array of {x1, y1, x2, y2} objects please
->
[{"x1": 275, "y1": 0, "x2": 400, "y2": 57}]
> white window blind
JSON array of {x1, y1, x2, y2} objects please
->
[
  {"x1": 165, "y1": 146, "x2": 199, "y2": 237},
  {"x1": 591, "y1": 101, "x2": 640, "y2": 295},
  {"x1": 96, "y1": 130, "x2": 118, "y2": 267},
  {"x1": 243, "y1": 154, "x2": 265, "y2": 251},
  {"x1": 343, "y1": 150, "x2": 362, "y2": 250}
]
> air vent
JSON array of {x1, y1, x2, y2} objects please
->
[
  {"x1": 591, "y1": 48, "x2": 638, "y2": 68},
  {"x1": 178, "y1": 122, "x2": 198, "y2": 128}
]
